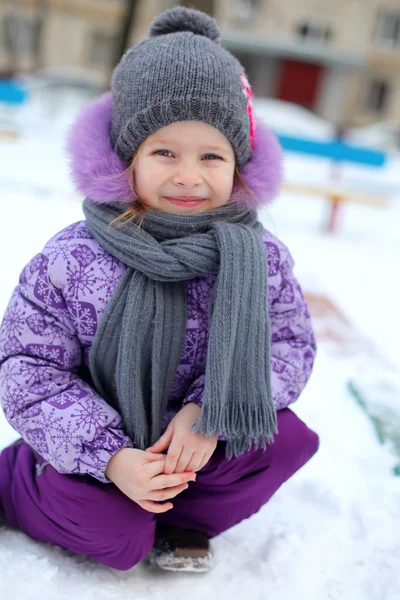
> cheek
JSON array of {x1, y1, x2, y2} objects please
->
[
  {"x1": 134, "y1": 164, "x2": 160, "y2": 197},
  {"x1": 213, "y1": 169, "x2": 235, "y2": 198}
]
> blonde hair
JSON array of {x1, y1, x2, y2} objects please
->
[{"x1": 110, "y1": 153, "x2": 262, "y2": 229}]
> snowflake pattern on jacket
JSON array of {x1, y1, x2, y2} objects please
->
[
  {"x1": 0, "y1": 221, "x2": 316, "y2": 482},
  {"x1": 0, "y1": 91, "x2": 315, "y2": 482}
]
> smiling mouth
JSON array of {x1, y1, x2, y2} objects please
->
[
  {"x1": 164, "y1": 196, "x2": 207, "y2": 201},
  {"x1": 163, "y1": 196, "x2": 207, "y2": 206}
]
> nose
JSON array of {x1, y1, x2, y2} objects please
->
[{"x1": 172, "y1": 160, "x2": 202, "y2": 188}]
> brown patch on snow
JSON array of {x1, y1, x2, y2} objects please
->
[{"x1": 304, "y1": 292, "x2": 383, "y2": 359}]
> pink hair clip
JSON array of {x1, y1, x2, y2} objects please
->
[{"x1": 240, "y1": 74, "x2": 256, "y2": 150}]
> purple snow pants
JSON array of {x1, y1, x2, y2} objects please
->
[{"x1": 0, "y1": 408, "x2": 319, "y2": 571}]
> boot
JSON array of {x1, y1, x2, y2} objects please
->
[{"x1": 147, "y1": 522, "x2": 214, "y2": 573}]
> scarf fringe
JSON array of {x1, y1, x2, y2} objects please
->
[
  {"x1": 134, "y1": 434, "x2": 148, "y2": 451},
  {"x1": 192, "y1": 395, "x2": 278, "y2": 458}
]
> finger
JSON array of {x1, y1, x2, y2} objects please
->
[
  {"x1": 150, "y1": 471, "x2": 196, "y2": 491},
  {"x1": 137, "y1": 499, "x2": 173, "y2": 514},
  {"x1": 198, "y1": 452, "x2": 213, "y2": 471},
  {"x1": 186, "y1": 453, "x2": 205, "y2": 473},
  {"x1": 175, "y1": 448, "x2": 195, "y2": 473},
  {"x1": 146, "y1": 482, "x2": 189, "y2": 502},
  {"x1": 190, "y1": 453, "x2": 211, "y2": 473},
  {"x1": 143, "y1": 452, "x2": 167, "y2": 462},
  {"x1": 164, "y1": 441, "x2": 183, "y2": 475},
  {"x1": 144, "y1": 459, "x2": 168, "y2": 478},
  {"x1": 149, "y1": 427, "x2": 173, "y2": 453}
]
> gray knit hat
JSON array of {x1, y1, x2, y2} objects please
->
[{"x1": 110, "y1": 6, "x2": 253, "y2": 169}]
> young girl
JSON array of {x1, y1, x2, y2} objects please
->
[{"x1": 0, "y1": 7, "x2": 319, "y2": 573}]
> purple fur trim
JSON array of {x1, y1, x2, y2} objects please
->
[
  {"x1": 66, "y1": 92, "x2": 133, "y2": 204},
  {"x1": 231, "y1": 118, "x2": 283, "y2": 209},
  {"x1": 66, "y1": 91, "x2": 283, "y2": 207}
]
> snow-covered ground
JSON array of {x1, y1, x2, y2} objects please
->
[{"x1": 0, "y1": 85, "x2": 399, "y2": 599}]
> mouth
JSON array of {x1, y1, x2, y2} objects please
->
[{"x1": 163, "y1": 196, "x2": 207, "y2": 208}]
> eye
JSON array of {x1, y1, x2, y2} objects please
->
[
  {"x1": 202, "y1": 153, "x2": 223, "y2": 161},
  {"x1": 153, "y1": 149, "x2": 174, "y2": 157}
]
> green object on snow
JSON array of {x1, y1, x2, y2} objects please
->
[{"x1": 348, "y1": 379, "x2": 400, "y2": 477}]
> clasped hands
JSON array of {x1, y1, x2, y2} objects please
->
[
  {"x1": 146, "y1": 402, "x2": 218, "y2": 474},
  {"x1": 106, "y1": 402, "x2": 219, "y2": 513}
]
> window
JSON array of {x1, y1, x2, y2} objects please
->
[
  {"x1": 2, "y1": 14, "x2": 41, "y2": 55},
  {"x1": 231, "y1": 0, "x2": 261, "y2": 21},
  {"x1": 183, "y1": 1, "x2": 214, "y2": 16},
  {"x1": 364, "y1": 79, "x2": 390, "y2": 113},
  {"x1": 375, "y1": 10, "x2": 400, "y2": 49},
  {"x1": 88, "y1": 30, "x2": 119, "y2": 69},
  {"x1": 231, "y1": 51, "x2": 255, "y2": 82},
  {"x1": 296, "y1": 21, "x2": 333, "y2": 44}
]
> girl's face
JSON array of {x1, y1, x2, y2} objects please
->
[{"x1": 133, "y1": 121, "x2": 236, "y2": 214}]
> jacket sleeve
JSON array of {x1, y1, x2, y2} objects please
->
[
  {"x1": 267, "y1": 239, "x2": 317, "y2": 410},
  {"x1": 182, "y1": 236, "x2": 316, "y2": 418},
  {"x1": 0, "y1": 251, "x2": 132, "y2": 483}
]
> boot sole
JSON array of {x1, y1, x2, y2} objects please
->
[{"x1": 147, "y1": 549, "x2": 215, "y2": 573}]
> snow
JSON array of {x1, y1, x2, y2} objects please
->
[
  {"x1": 346, "y1": 121, "x2": 400, "y2": 153},
  {"x1": 1, "y1": 84, "x2": 400, "y2": 599},
  {"x1": 253, "y1": 97, "x2": 336, "y2": 140}
]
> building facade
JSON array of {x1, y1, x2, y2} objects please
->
[
  {"x1": 216, "y1": 0, "x2": 400, "y2": 128},
  {"x1": 1, "y1": 0, "x2": 400, "y2": 127}
]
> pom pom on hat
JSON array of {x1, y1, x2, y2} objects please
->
[{"x1": 149, "y1": 6, "x2": 220, "y2": 42}]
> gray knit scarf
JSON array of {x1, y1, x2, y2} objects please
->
[{"x1": 83, "y1": 199, "x2": 277, "y2": 459}]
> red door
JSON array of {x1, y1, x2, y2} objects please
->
[{"x1": 277, "y1": 59, "x2": 323, "y2": 109}]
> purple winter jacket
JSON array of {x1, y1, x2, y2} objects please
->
[{"x1": 0, "y1": 93, "x2": 316, "y2": 483}]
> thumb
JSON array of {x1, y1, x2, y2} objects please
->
[
  {"x1": 143, "y1": 451, "x2": 167, "y2": 461},
  {"x1": 147, "y1": 426, "x2": 174, "y2": 453}
]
